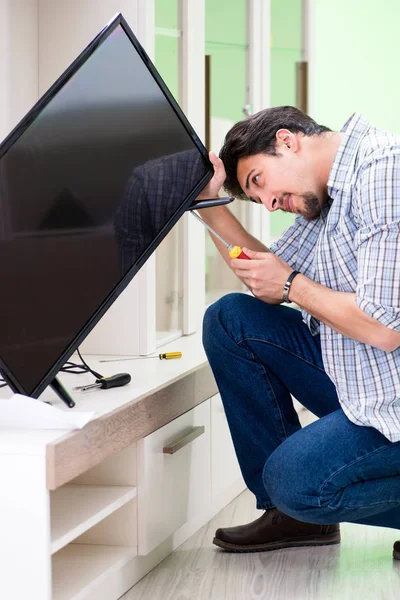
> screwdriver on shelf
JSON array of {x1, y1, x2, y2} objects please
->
[
  {"x1": 99, "y1": 352, "x2": 182, "y2": 363},
  {"x1": 191, "y1": 211, "x2": 251, "y2": 260},
  {"x1": 73, "y1": 373, "x2": 131, "y2": 392}
]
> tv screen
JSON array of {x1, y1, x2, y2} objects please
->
[{"x1": 0, "y1": 13, "x2": 212, "y2": 400}]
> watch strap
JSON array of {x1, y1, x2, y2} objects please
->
[{"x1": 282, "y1": 270, "x2": 300, "y2": 303}]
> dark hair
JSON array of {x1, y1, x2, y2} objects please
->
[{"x1": 219, "y1": 106, "x2": 331, "y2": 199}]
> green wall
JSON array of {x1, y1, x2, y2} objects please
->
[
  {"x1": 155, "y1": 0, "x2": 179, "y2": 100},
  {"x1": 312, "y1": 0, "x2": 400, "y2": 134},
  {"x1": 270, "y1": 0, "x2": 302, "y2": 107},
  {"x1": 270, "y1": 0, "x2": 302, "y2": 238},
  {"x1": 205, "y1": 0, "x2": 247, "y2": 124}
]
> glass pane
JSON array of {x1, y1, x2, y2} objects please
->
[{"x1": 154, "y1": 4, "x2": 183, "y2": 342}]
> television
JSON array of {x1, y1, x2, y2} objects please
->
[{"x1": 0, "y1": 13, "x2": 215, "y2": 407}]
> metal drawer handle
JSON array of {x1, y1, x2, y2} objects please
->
[{"x1": 163, "y1": 426, "x2": 205, "y2": 454}]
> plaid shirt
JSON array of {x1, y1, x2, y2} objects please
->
[{"x1": 270, "y1": 114, "x2": 400, "y2": 441}]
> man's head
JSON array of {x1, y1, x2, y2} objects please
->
[{"x1": 219, "y1": 106, "x2": 338, "y2": 220}]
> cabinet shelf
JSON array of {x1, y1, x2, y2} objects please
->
[
  {"x1": 52, "y1": 544, "x2": 137, "y2": 600},
  {"x1": 51, "y1": 484, "x2": 137, "y2": 554}
]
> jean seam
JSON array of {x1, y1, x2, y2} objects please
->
[
  {"x1": 237, "y1": 337, "x2": 327, "y2": 374},
  {"x1": 319, "y1": 443, "x2": 400, "y2": 509},
  {"x1": 328, "y1": 499, "x2": 400, "y2": 510},
  {"x1": 238, "y1": 341, "x2": 289, "y2": 441}
]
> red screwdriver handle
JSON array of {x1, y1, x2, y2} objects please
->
[{"x1": 229, "y1": 246, "x2": 251, "y2": 260}]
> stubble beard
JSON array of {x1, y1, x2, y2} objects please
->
[{"x1": 300, "y1": 192, "x2": 321, "y2": 221}]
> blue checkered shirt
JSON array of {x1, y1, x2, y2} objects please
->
[{"x1": 270, "y1": 114, "x2": 400, "y2": 441}]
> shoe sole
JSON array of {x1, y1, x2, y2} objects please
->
[{"x1": 213, "y1": 531, "x2": 341, "y2": 553}]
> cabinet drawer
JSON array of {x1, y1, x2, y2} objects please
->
[
  {"x1": 137, "y1": 401, "x2": 211, "y2": 555},
  {"x1": 211, "y1": 394, "x2": 242, "y2": 499}
]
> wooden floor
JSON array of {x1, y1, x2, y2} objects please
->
[
  {"x1": 121, "y1": 408, "x2": 400, "y2": 600},
  {"x1": 121, "y1": 489, "x2": 400, "y2": 600}
]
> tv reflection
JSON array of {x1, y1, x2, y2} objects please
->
[{"x1": 114, "y1": 148, "x2": 207, "y2": 274}]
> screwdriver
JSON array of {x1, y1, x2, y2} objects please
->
[
  {"x1": 100, "y1": 352, "x2": 182, "y2": 363},
  {"x1": 191, "y1": 211, "x2": 251, "y2": 260},
  {"x1": 73, "y1": 373, "x2": 131, "y2": 392}
]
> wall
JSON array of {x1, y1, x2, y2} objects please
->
[
  {"x1": 204, "y1": 0, "x2": 248, "y2": 302},
  {"x1": 269, "y1": 0, "x2": 302, "y2": 240},
  {"x1": 0, "y1": 0, "x2": 38, "y2": 142},
  {"x1": 38, "y1": 1, "x2": 138, "y2": 95},
  {"x1": 310, "y1": 0, "x2": 400, "y2": 134}
]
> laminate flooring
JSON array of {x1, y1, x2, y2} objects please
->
[{"x1": 121, "y1": 409, "x2": 400, "y2": 600}]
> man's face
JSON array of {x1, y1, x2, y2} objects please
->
[{"x1": 236, "y1": 132, "x2": 327, "y2": 221}]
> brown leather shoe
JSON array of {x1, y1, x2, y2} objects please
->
[
  {"x1": 213, "y1": 507, "x2": 340, "y2": 553},
  {"x1": 393, "y1": 541, "x2": 400, "y2": 560}
]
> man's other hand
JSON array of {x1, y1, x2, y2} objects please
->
[{"x1": 196, "y1": 151, "x2": 226, "y2": 200}]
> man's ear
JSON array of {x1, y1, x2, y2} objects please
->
[{"x1": 276, "y1": 129, "x2": 300, "y2": 152}]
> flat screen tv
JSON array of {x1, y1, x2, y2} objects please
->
[{"x1": 0, "y1": 13, "x2": 214, "y2": 406}]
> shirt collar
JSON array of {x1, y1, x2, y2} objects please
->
[{"x1": 327, "y1": 113, "x2": 371, "y2": 195}]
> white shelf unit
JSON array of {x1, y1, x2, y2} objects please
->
[
  {"x1": 52, "y1": 544, "x2": 137, "y2": 600},
  {"x1": 51, "y1": 484, "x2": 137, "y2": 554},
  {"x1": 0, "y1": 344, "x2": 245, "y2": 600},
  {"x1": 50, "y1": 444, "x2": 138, "y2": 600}
]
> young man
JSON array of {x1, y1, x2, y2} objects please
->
[{"x1": 198, "y1": 106, "x2": 400, "y2": 557}]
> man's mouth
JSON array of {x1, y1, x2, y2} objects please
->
[{"x1": 283, "y1": 194, "x2": 293, "y2": 212}]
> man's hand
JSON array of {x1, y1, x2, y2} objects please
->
[
  {"x1": 231, "y1": 248, "x2": 292, "y2": 304},
  {"x1": 196, "y1": 151, "x2": 226, "y2": 200}
]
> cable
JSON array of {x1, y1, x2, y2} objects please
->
[
  {"x1": 76, "y1": 348, "x2": 103, "y2": 379},
  {"x1": 60, "y1": 361, "x2": 91, "y2": 375},
  {"x1": 0, "y1": 368, "x2": 7, "y2": 388},
  {"x1": 0, "y1": 350, "x2": 103, "y2": 390},
  {"x1": 59, "y1": 348, "x2": 103, "y2": 380}
]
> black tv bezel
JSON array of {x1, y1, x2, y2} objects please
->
[{"x1": 0, "y1": 12, "x2": 213, "y2": 400}]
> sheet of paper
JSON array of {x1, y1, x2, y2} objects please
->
[{"x1": 0, "y1": 394, "x2": 97, "y2": 430}]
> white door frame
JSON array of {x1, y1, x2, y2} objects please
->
[
  {"x1": 247, "y1": 0, "x2": 271, "y2": 246},
  {"x1": 181, "y1": 0, "x2": 207, "y2": 334}
]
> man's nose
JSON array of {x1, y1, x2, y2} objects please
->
[{"x1": 266, "y1": 196, "x2": 279, "y2": 212}]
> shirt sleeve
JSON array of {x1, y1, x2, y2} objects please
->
[{"x1": 355, "y1": 153, "x2": 400, "y2": 331}]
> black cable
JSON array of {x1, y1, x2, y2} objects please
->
[
  {"x1": 59, "y1": 348, "x2": 103, "y2": 380},
  {"x1": 60, "y1": 361, "x2": 90, "y2": 375},
  {"x1": 0, "y1": 350, "x2": 103, "y2": 390},
  {"x1": 0, "y1": 367, "x2": 7, "y2": 388},
  {"x1": 0, "y1": 370, "x2": 7, "y2": 388},
  {"x1": 76, "y1": 348, "x2": 103, "y2": 379}
]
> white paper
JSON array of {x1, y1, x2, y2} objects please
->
[{"x1": 0, "y1": 394, "x2": 97, "y2": 430}]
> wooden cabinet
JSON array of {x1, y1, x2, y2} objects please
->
[
  {"x1": 0, "y1": 349, "x2": 245, "y2": 600},
  {"x1": 48, "y1": 395, "x2": 245, "y2": 597},
  {"x1": 137, "y1": 401, "x2": 211, "y2": 555}
]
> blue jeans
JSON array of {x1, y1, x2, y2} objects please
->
[{"x1": 203, "y1": 293, "x2": 400, "y2": 529}]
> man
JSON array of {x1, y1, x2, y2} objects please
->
[{"x1": 198, "y1": 106, "x2": 400, "y2": 557}]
